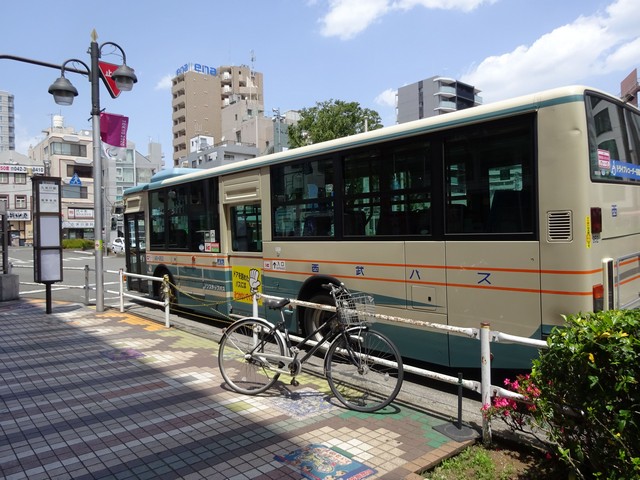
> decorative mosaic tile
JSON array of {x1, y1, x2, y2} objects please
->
[
  {"x1": 137, "y1": 350, "x2": 199, "y2": 366},
  {"x1": 119, "y1": 316, "x2": 167, "y2": 331},
  {"x1": 110, "y1": 338, "x2": 165, "y2": 350},
  {"x1": 225, "y1": 400, "x2": 256, "y2": 413},
  {"x1": 275, "y1": 443, "x2": 377, "y2": 480},
  {"x1": 157, "y1": 330, "x2": 219, "y2": 349},
  {"x1": 168, "y1": 369, "x2": 217, "y2": 386},
  {"x1": 100, "y1": 348, "x2": 145, "y2": 361},
  {"x1": 81, "y1": 326, "x2": 132, "y2": 336},
  {"x1": 69, "y1": 318, "x2": 112, "y2": 327},
  {"x1": 266, "y1": 387, "x2": 336, "y2": 420}
]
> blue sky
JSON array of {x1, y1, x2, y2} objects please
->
[{"x1": 1, "y1": 0, "x2": 638, "y2": 165}]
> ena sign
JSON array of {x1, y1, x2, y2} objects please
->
[{"x1": 176, "y1": 63, "x2": 217, "y2": 77}]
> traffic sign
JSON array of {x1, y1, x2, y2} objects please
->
[{"x1": 98, "y1": 61, "x2": 121, "y2": 99}]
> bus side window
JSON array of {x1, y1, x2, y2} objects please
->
[
  {"x1": 412, "y1": 209, "x2": 430, "y2": 235},
  {"x1": 489, "y1": 190, "x2": 531, "y2": 233},
  {"x1": 230, "y1": 204, "x2": 262, "y2": 252},
  {"x1": 344, "y1": 210, "x2": 366, "y2": 236},
  {"x1": 446, "y1": 204, "x2": 467, "y2": 233},
  {"x1": 303, "y1": 214, "x2": 333, "y2": 236},
  {"x1": 377, "y1": 211, "x2": 410, "y2": 235}
]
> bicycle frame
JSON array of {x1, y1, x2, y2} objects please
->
[
  {"x1": 219, "y1": 286, "x2": 404, "y2": 412},
  {"x1": 244, "y1": 307, "x2": 366, "y2": 376}
]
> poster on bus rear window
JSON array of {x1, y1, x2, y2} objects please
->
[{"x1": 596, "y1": 149, "x2": 640, "y2": 181}]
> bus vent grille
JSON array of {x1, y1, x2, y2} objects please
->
[{"x1": 547, "y1": 211, "x2": 572, "y2": 242}]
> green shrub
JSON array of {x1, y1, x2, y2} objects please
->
[
  {"x1": 62, "y1": 239, "x2": 94, "y2": 250},
  {"x1": 531, "y1": 310, "x2": 640, "y2": 479},
  {"x1": 485, "y1": 309, "x2": 640, "y2": 479}
]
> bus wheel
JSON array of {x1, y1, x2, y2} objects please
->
[{"x1": 303, "y1": 292, "x2": 335, "y2": 342}]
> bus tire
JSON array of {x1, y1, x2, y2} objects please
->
[{"x1": 303, "y1": 292, "x2": 335, "y2": 342}]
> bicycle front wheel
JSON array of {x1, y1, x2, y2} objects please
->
[
  {"x1": 325, "y1": 328, "x2": 403, "y2": 412},
  {"x1": 218, "y1": 318, "x2": 285, "y2": 395}
]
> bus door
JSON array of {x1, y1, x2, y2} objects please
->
[
  {"x1": 221, "y1": 171, "x2": 264, "y2": 316},
  {"x1": 124, "y1": 212, "x2": 148, "y2": 293}
]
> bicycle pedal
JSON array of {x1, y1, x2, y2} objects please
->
[{"x1": 290, "y1": 379, "x2": 299, "y2": 387}]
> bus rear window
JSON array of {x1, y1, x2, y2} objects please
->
[{"x1": 587, "y1": 93, "x2": 640, "y2": 183}]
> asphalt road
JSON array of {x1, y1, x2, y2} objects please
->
[{"x1": 8, "y1": 246, "x2": 127, "y2": 305}]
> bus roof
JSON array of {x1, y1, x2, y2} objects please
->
[{"x1": 124, "y1": 84, "x2": 615, "y2": 196}]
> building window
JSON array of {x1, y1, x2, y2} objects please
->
[
  {"x1": 0, "y1": 173, "x2": 8, "y2": 184},
  {"x1": 51, "y1": 141, "x2": 87, "y2": 157},
  {"x1": 15, "y1": 195, "x2": 27, "y2": 209},
  {"x1": 62, "y1": 185, "x2": 88, "y2": 199},
  {"x1": 0, "y1": 195, "x2": 8, "y2": 208},
  {"x1": 14, "y1": 173, "x2": 26, "y2": 184},
  {"x1": 66, "y1": 164, "x2": 93, "y2": 178}
]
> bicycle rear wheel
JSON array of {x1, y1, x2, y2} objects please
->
[
  {"x1": 218, "y1": 318, "x2": 285, "y2": 395},
  {"x1": 325, "y1": 327, "x2": 403, "y2": 412}
]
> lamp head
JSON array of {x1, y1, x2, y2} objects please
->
[
  {"x1": 112, "y1": 64, "x2": 137, "y2": 91},
  {"x1": 48, "y1": 75, "x2": 78, "y2": 106}
]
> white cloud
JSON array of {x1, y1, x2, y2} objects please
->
[
  {"x1": 155, "y1": 75, "x2": 173, "y2": 91},
  {"x1": 375, "y1": 88, "x2": 397, "y2": 108},
  {"x1": 604, "y1": 37, "x2": 640, "y2": 72},
  {"x1": 319, "y1": 0, "x2": 494, "y2": 40},
  {"x1": 461, "y1": 0, "x2": 640, "y2": 102},
  {"x1": 393, "y1": 0, "x2": 493, "y2": 12},
  {"x1": 320, "y1": 0, "x2": 389, "y2": 40}
]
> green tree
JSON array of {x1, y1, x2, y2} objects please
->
[{"x1": 288, "y1": 99, "x2": 383, "y2": 148}]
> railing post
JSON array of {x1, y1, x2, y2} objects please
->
[
  {"x1": 162, "y1": 274, "x2": 170, "y2": 328},
  {"x1": 119, "y1": 268, "x2": 125, "y2": 313},
  {"x1": 84, "y1": 264, "x2": 90, "y2": 306},
  {"x1": 252, "y1": 289, "x2": 258, "y2": 317},
  {"x1": 480, "y1": 322, "x2": 492, "y2": 446},
  {"x1": 602, "y1": 257, "x2": 614, "y2": 311}
]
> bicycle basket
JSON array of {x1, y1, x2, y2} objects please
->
[{"x1": 335, "y1": 291, "x2": 375, "y2": 325}]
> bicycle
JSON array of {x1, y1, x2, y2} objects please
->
[{"x1": 217, "y1": 283, "x2": 404, "y2": 412}]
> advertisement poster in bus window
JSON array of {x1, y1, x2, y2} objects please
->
[
  {"x1": 598, "y1": 149, "x2": 611, "y2": 170},
  {"x1": 202, "y1": 230, "x2": 220, "y2": 252},
  {"x1": 598, "y1": 148, "x2": 640, "y2": 180},
  {"x1": 205, "y1": 242, "x2": 220, "y2": 253},
  {"x1": 233, "y1": 266, "x2": 262, "y2": 304}
]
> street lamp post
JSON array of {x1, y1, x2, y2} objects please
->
[
  {"x1": 2, "y1": 32, "x2": 135, "y2": 312},
  {"x1": 47, "y1": 30, "x2": 136, "y2": 312}
]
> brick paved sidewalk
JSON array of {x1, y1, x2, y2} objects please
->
[{"x1": 0, "y1": 299, "x2": 474, "y2": 479}]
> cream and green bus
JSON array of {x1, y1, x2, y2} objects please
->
[{"x1": 122, "y1": 85, "x2": 640, "y2": 368}]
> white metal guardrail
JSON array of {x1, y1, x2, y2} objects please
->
[
  {"x1": 15, "y1": 262, "x2": 549, "y2": 443},
  {"x1": 255, "y1": 293, "x2": 547, "y2": 444},
  {"x1": 12, "y1": 263, "x2": 173, "y2": 327},
  {"x1": 116, "y1": 269, "x2": 172, "y2": 328}
]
